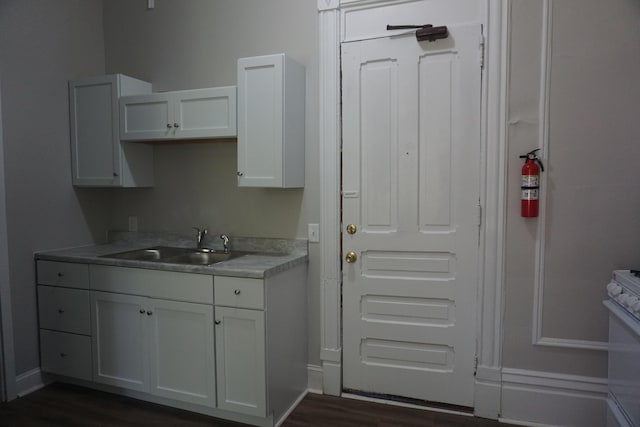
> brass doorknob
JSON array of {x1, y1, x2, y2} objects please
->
[
  {"x1": 345, "y1": 251, "x2": 357, "y2": 263},
  {"x1": 346, "y1": 224, "x2": 357, "y2": 235}
]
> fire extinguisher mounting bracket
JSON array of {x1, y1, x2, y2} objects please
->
[{"x1": 519, "y1": 148, "x2": 544, "y2": 172}]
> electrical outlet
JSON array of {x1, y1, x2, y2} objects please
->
[
  {"x1": 308, "y1": 223, "x2": 320, "y2": 243},
  {"x1": 128, "y1": 216, "x2": 138, "y2": 232}
]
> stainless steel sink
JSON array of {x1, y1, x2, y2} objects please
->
[
  {"x1": 164, "y1": 251, "x2": 236, "y2": 265},
  {"x1": 101, "y1": 246, "x2": 247, "y2": 265}
]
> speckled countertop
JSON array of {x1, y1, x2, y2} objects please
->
[{"x1": 34, "y1": 231, "x2": 308, "y2": 279}]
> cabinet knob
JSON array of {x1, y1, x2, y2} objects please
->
[
  {"x1": 234, "y1": 289, "x2": 241, "y2": 295},
  {"x1": 58, "y1": 308, "x2": 65, "y2": 314},
  {"x1": 237, "y1": 172, "x2": 244, "y2": 177},
  {"x1": 57, "y1": 272, "x2": 64, "y2": 277},
  {"x1": 173, "y1": 123, "x2": 179, "y2": 128},
  {"x1": 215, "y1": 320, "x2": 221, "y2": 325},
  {"x1": 166, "y1": 124, "x2": 172, "y2": 129},
  {"x1": 146, "y1": 310, "x2": 153, "y2": 316},
  {"x1": 113, "y1": 172, "x2": 119, "y2": 177},
  {"x1": 139, "y1": 309, "x2": 146, "y2": 314},
  {"x1": 60, "y1": 353, "x2": 67, "y2": 358}
]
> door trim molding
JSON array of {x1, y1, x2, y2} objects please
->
[
  {"x1": 473, "y1": 1, "x2": 509, "y2": 419},
  {"x1": 317, "y1": 0, "x2": 342, "y2": 397},
  {"x1": 317, "y1": 0, "x2": 509, "y2": 415}
]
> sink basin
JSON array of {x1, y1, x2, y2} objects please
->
[
  {"x1": 165, "y1": 251, "x2": 236, "y2": 265},
  {"x1": 103, "y1": 246, "x2": 192, "y2": 261},
  {"x1": 101, "y1": 246, "x2": 247, "y2": 265}
]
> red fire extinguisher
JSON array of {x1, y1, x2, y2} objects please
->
[{"x1": 520, "y1": 149, "x2": 544, "y2": 218}]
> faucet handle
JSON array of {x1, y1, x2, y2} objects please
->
[
  {"x1": 192, "y1": 226, "x2": 208, "y2": 236},
  {"x1": 192, "y1": 227, "x2": 208, "y2": 249},
  {"x1": 219, "y1": 234, "x2": 230, "y2": 253}
]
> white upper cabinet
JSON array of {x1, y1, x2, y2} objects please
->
[
  {"x1": 119, "y1": 87, "x2": 237, "y2": 141},
  {"x1": 237, "y1": 54, "x2": 305, "y2": 188},
  {"x1": 69, "y1": 74, "x2": 154, "y2": 187}
]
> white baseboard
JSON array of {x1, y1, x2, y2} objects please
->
[
  {"x1": 474, "y1": 365, "x2": 502, "y2": 419},
  {"x1": 500, "y1": 368, "x2": 607, "y2": 427},
  {"x1": 307, "y1": 364, "x2": 323, "y2": 394},
  {"x1": 321, "y1": 360, "x2": 341, "y2": 396},
  {"x1": 15, "y1": 367, "x2": 48, "y2": 397}
]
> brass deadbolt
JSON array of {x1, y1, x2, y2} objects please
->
[
  {"x1": 346, "y1": 224, "x2": 357, "y2": 235},
  {"x1": 345, "y1": 251, "x2": 358, "y2": 263}
]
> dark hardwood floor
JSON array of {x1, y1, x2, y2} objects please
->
[{"x1": 0, "y1": 383, "x2": 515, "y2": 427}]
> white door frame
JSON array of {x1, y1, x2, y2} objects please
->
[
  {"x1": 317, "y1": 0, "x2": 510, "y2": 418},
  {"x1": 0, "y1": 82, "x2": 17, "y2": 401}
]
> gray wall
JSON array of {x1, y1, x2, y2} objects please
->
[
  {"x1": 502, "y1": 0, "x2": 640, "y2": 377},
  {"x1": 102, "y1": 0, "x2": 322, "y2": 365},
  {"x1": 0, "y1": 0, "x2": 112, "y2": 375}
]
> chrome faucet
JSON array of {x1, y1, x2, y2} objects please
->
[
  {"x1": 192, "y1": 227, "x2": 208, "y2": 249},
  {"x1": 219, "y1": 234, "x2": 230, "y2": 254}
]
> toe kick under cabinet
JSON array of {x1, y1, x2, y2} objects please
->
[{"x1": 35, "y1": 259, "x2": 307, "y2": 427}]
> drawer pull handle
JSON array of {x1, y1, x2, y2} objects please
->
[
  {"x1": 234, "y1": 289, "x2": 241, "y2": 295},
  {"x1": 57, "y1": 272, "x2": 64, "y2": 277},
  {"x1": 58, "y1": 309, "x2": 65, "y2": 314},
  {"x1": 146, "y1": 311, "x2": 153, "y2": 316},
  {"x1": 60, "y1": 353, "x2": 67, "y2": 358},
  {"x1": 139, "y1": 309, "x2": 146, "y2": 314},
  {"x1": 215, "y1": 320, "x2": 221, "y2": 325}
]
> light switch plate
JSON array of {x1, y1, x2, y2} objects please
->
[{"x1": 308, "y1": 223, "x2": 320, "y2": 243}]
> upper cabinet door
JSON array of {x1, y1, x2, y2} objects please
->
[
  {"x1": 173, "y1": 87, "x2": 237, "y2": 139},
  {"x1": 119, "y1": 93, "x2": 173, "y2": 141},
  {"x1": 120, "y1": 87, "x2": 237, "y2": 141},
  {"x1": 237, "y1": 54, "x2": 305, "y2": 188},
  {"x1": 69, "y1": 74, "x2": 154, "y2": 187},
  {"x1": 69, "y1": 75, "x2": 121, "y2": 186}
]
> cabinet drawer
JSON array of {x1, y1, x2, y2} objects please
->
[
  {"x1": 37, "y1": 261, "x2": 89, "y2": 289},
  {"x1": 40, "y1": 329, "x2": 92, "y2": 381},
  {"x1": 215, "y1": 276, "x2": 263, "y2": 309},
  {"x1": 38, "y1": 286, "x2": 90, "y2": 335},
  {"x1": 91, "y1": 265, "x2": 213, "y2": 304}
]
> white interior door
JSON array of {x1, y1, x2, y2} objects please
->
[{"x1": 341, "y1": 24, "x2": 482, "y2": 407}]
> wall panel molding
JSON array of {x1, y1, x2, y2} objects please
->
[
  {"x1": 500, "y1": 368, "x2": 607, "y2": 426},
  {"x1": 530, "y1": 0, "x2": 607, "y2": 352}
]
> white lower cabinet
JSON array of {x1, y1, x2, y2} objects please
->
[
  {"x1": 91, "y1": 291, "x2": 147, "y2": 391},
  {"x1": 36, "y1": 261, "x2": 92, "y2": 381},
  {"x1": 215, "y1": 306, "x2": 266, "y2": 417},
  {"x1": 37, "y1": 260, "x2": 307, "y2": 427},
  {"x1": 148, "y1": 298, "x2": 215, "y2": 406},
  {"x1": 91, "y1": 291, "x2": 215, "y2": 407},
  {"x1": 40, "y1": 329, "x2": 92, "y2": 381}
]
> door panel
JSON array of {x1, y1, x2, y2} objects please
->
[{"x1": 341, "y1": 24, "x2": 482, "y2": 407}]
